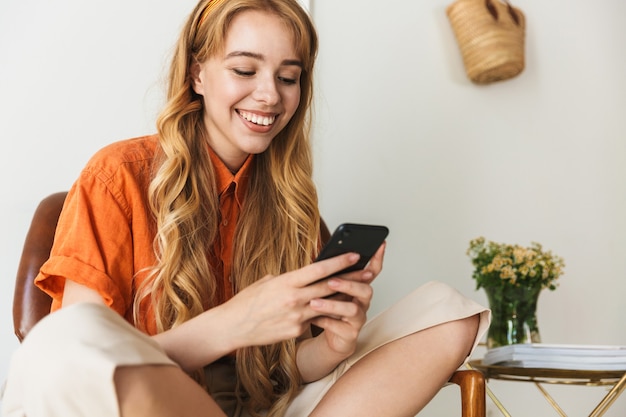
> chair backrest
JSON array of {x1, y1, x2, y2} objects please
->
[
  {"x1": 13, "y1": 192, "x2": 67, "y2": 342},
  {"x1": 13, "y1": 191, "x2": 331, "y2": 342}
]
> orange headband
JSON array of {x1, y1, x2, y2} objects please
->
[{"x1": 198, "y1": 0, "x2": 228, "y2": 28}]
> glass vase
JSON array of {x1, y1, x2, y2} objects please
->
[{"x1": 483, "y1": 284, "x2": 542, "y2": 349}]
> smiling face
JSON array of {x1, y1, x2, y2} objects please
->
[{"x1": 191, "y1": 10, "x2": 302, "y2": 172}]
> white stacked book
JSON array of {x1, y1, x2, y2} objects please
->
[{"x1": 482, "y1": 344, "x2": 626, "y2": 370}]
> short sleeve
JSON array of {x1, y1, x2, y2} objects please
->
[
  {"x1": 35, "y1": 136, "x2": 158, "y2": 323},
  {"x1": 37, "y1": 173, "x2": 133, "y2": 316}
]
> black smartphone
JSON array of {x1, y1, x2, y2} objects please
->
[{"x1": 315, "y1": 223, "x2": 389, "y2": 274}]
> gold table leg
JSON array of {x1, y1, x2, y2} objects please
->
[
  {"x1": 468, "y1": 360, "x2": 626, "y2": 417},
  {"x1": 485, "y1": 384, "x2": 513, "y2": 417},
  {"x1": 467, "y1": 362, "x2": 626, "y2": 416},
  {"x1": 526, "y1": 374, "x2": 626, "y2": 417},
  {"x1": 534, "y1": 383, "x2": 567, "y2": 417},
  {"x1": 589, "y1": 372, "x2": 626, "y2": 417}
]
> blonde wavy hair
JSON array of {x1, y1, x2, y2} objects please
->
[{"x1": 134, "y1": 0, "x2": 319, "y2": 416}]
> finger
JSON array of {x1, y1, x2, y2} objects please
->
[
  {"x1": 323, "y1": 291, "x2": 352, "y2": 303},
  {"x1": 301, "y1": 278, "x2": 342, "y2": 301},
  {"x1": 302, "y1": 276, "x2": 370, "y2": 307},
  {"x1": 290, "y1": 252, "x2": 361, "y2": 288},
  {"x1": 310, "y1": 305, "x2": 365, "y2": 342},
  {"x1": 326, "y1": 278, "x2": 373, "y2": 307},
  {"x1": 331, "y1": 242, "x2": 386, "y2": 283},
  {"x1": 334, "y1": 269, "x2": 374, "y2": 285},
  {"x1": 310, "y1": 296, "x2": 367, "y2": 323},
  {"x1": 362, "y1": 242, "x2": 386, "y2": 283},
  {"x1": 311, "y1": 314, "x2": 353, "y2": 332}
]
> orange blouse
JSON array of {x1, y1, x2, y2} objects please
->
[{"x1": 35, "y1": 135, "x2": 252, "y2": 335}]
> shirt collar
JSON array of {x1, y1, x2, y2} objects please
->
[{"x1": 208, "y1": 147, "x2": 253, "y2": 204}]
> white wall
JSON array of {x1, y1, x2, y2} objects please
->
[
  {"x1": 312, "y1": 1, "x2": 626, "y2": 415},
  {"x1": 1, "y1": 0, "x2": 625, "y2": 415},
  {"x1": 0, "y1": 0, "x2": 199, "y2": 399}
]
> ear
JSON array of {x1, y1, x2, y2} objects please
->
[{"x1": 190, "y1": 61, "x2": 204, "y2": 96}]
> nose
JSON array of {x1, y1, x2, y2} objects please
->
[{"x1": 253, "y1": 75, "x2": 280, "y2": 106}]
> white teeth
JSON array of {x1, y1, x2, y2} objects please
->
[{"x1": 239, "y1": 110, "x2": 275, "y2": 126}]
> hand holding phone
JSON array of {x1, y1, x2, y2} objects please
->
[{"x1": 315, "y1": 223, "x2": 389, "y2": 276}]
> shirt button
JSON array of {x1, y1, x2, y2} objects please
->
[{"x1": 223, "y1": 219, "x2": 228, "y2": 226}]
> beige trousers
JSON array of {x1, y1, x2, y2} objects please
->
[{"x1": 1, "y1": 281, "x2": 490, "y2": 417}]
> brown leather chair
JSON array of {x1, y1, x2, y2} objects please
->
[{"x1": 13, "y1": 192, "x2": 486, "y2": 417}]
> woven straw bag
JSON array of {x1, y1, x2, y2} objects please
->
[{"x1": 446, "y1": 0, "x2": 525, "y2": 84}]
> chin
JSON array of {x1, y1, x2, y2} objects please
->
[{"x1": 240, "y1": 139, "x2": 275, "y2": 155}]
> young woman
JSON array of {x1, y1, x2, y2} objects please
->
[{"x1": 2, "y1": 1, "x2": 490, "y2": 416}]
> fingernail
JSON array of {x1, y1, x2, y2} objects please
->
[
  {"x1": 310, "y1": 299, "x2": 323, "y2": 308},
  {"x1": 328, "y1": 278, "x2": 341, "y2": 288}
]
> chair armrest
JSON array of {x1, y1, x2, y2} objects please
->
[{"x1": 449, "y1": 369, "x2": 486, "y2": 417}]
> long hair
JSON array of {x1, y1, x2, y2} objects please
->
[{"x1": 134, "y1": 1, "x2": 319, "y2": 416}]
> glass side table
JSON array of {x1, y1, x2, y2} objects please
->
[{"x1": 468, "y1": 360, "x2": 626, "y2": 417}]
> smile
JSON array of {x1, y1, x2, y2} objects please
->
[{"x1": 238, "y1": 110, "x2": 276, "y2": 126}]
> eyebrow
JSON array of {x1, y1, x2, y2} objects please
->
[{"x1": 225, "y1": 51, "x2": 303, "y2": 68}]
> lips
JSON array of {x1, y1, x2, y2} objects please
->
[{"x1": 237, "y1": 110, "x2": 276, "y2": 126}]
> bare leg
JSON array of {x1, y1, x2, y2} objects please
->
[
  {"x1": 115, "y1": 365, "x2": 227, "y2": 417},
  {"x1": 310, "y1": 314, "x2": 480, "y2": 417}
]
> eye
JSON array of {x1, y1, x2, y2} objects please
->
[
  {"x1": 278, "y1": 76, "x2": 298, "y2": 85},
  {"x1": 278, "y1": 70, "x2": 301, "y2": 86},
  {"x1": 232, "y1": 68, "x2": 255, "y2": 77}
]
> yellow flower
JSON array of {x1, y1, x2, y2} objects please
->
[
  {"x1": 500, "y1": 265, "x2": 515, "y2": 279},
  {"x1": 513, "y1": 248, "x2": 526, "y2": 264},
  {"x1": 492, "y1": 256, "x2": 506, "y2": 270},
  {"x1": 467, "y1": 236, "x2": 565, "y2": 291}
]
